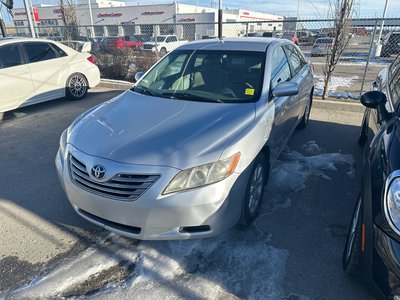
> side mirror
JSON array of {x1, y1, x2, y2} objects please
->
[
  {"x1": 272, "y1": 82, "x2": 299, "y2": 97},
  {"x1": 135, "y1": 71, "x2": 144, "y2": 82},
  {"x1": 360, "y1": 91, "x2": 386, "y2": 109},
  {"x1": 80, "y1": 41, "x2": 92, "y2": 52}
]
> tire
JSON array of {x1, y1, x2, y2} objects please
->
[
  {"x1": 160, "y1": 47, "x2": 167, "y2": 56},
  {"x1": 240, "y1": 153, "x2": 268, "y2": 225},
  {"x1": 342, "y1": 193, "x2": 363, "y2": 280},
  {"x1": 297, "y1": 91, "x2": 313, "y2": 129},
  {"x1": 66, "y1": 73, "x2": 88, "y2": 100}
]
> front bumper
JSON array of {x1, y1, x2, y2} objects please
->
[
  {"x1": 372, "y1": 223, "x2": 400, "y2": 298},
  {"x1": 56, "y1": 145, "x2": 248, "y2": 240}
]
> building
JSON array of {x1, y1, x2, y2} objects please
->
[{"x1": 12, "y1": 1, "x2": 283, "y2": 40}]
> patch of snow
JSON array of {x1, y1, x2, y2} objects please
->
[
  {"x1": 313, "y1": 74, "x2": 360, "y2": 99},
  {"x1": 301, "y1": 140, "x2": 322, "y2": 155}
]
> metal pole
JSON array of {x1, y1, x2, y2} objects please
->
[
  {"x1": 218, "y1": 0, "x2": 222, "y2": 39},
  {"x1": 377, "y1": 0, "x2": 389, "y2": 43},
  {"x1": 0, "y1": 9, "x2": 6, "y2": 37},
  {"x1": 360, "y1": 19, "x2": 378, "y2": 97},
  {"x1": 23, "y1": 0, "x2": 35, "y2": 37},
  {"x1": 295, "y1": 0, "x2": 301, "y2": 34},
  {"x1": 88, "y1": 0, "x2": 95, "y2": 38}
]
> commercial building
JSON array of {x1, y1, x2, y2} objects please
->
[{"x1": 12, "y1": 1, "x2": 283, "y2": 40}]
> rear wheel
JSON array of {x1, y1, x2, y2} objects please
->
[
  {"x1": 160, "y1": 47, "x2": 167, "y2": 56},
  {"x1": 66, "y1": 73, "x2": 88, "y2": 100},
  {"x1": 240, "y1": 154, "x2": 268, "y2": 225},
  {"x1": 342, "y1": 194, "x2": 363, "y2": 279}
]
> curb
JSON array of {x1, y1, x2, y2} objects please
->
[
  {"x1": 98, "y1": 79, "x2": 133, "y2": 90},
  {"x1": 313, "y1": 99, "x2": 364, "y2": 113},
  {"x1": 97, "y1": 79, "x2": 365, "y2": 113}
]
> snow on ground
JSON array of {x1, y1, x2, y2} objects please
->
[
  {"x1": 313, "y1": 74, "x2": 359, "y2": 99},
  {"x1": 6, "y1": 143, "x2": 354, "y2": 300}
]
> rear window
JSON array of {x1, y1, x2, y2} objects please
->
[{"x1": 316, "y1": 38, "x2": 333, "y2": 44}]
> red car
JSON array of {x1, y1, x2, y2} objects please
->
[{"x1": 103, "y1": 36, "x2": 143, "y2": 50}]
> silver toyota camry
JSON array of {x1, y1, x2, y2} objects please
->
[{"x1": 56, "y1": 38, "x2": 314, "y2": 240}]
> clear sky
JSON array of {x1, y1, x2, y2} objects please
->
[{"x1": 3, "y1": 0, "x2": 399, "y2": 24}]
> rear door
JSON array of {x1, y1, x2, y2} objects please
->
[
  {"x1": 0, "y1": 43, "x2": 35, "y2": 112},
  {"x1": 284, "y1": 44, "x2": 311, "y2": 125},
  {"x1": 22, "y1": 41, "x2": 67, "y2": 102},
  {"x1": 268, "y1": 45, "x2": 294, "y2": 157}
]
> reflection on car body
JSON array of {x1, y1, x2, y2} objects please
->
[{"x1": 56, "y1": 38, "x2": 314, "y2": 240}]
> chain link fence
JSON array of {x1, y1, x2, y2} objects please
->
[{"x1": 6, "y1": 18, "x2": 400, "y2": 98}]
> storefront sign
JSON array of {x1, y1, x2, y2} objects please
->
[
  {"x1": 142, "y1": 11, "x2": 164, "y2": 15},
  {"x1": 178, "y1": 18, "x2": 195, "y2": 22},
  {"x1": 97, "y1": 12, "x2": 123, "y2": 18}
]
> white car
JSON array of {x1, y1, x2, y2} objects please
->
[
  {"x1": 0, "y1": 38, "x2": 100, "y2": 113},
  {"x1": 142, "y1": 35, "x2": 188, "y2": 56},
  {"x1": 311, "y1": 37, "x2": 334, "y2": 57}
]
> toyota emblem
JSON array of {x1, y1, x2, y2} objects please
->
[{"x1": 91, "y1": 164, "x2": 106, "y2": 180}]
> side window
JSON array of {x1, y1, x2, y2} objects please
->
[
  {"x1": 23, "y1": 42, "x2": 58, "y2": 63},
  {"x1": 0, "y1": 44, "x2": 23, "y2": 69},
  {"x1": 271, "y1": 46, "x2": 292, "y2": 90},
  {"x1": 170, "y1": 36, "x2": 177, "y2": 42},
  {"x1": 285, "y1": 45, "x2": 306, "y2": 76},
  {"x1": 50, "y1": 43, "x2": 67, "y2": 57},
  {"x1": 165, "y1": 37, "x2": 172, "y2": 43}
]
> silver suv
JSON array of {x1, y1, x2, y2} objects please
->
[{"x1": 56, "y1": 38, "x2": 314, "y2": 240}]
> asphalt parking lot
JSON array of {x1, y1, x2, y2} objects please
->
[{"x1": 0, "y1": 88, "x2": 373, "y2": 299}]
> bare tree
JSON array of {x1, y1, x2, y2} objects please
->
[
  {"x1": 60, "y1": 0, "x2": 78, "y2": 41},
  {"x1": 322, "y1": 0, "x2": 354, "y2": 99}
]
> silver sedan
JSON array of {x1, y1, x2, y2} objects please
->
[{"x1": 56, "y1": 38, "x2": 314, "y2": 240}]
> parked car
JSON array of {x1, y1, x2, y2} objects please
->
[
  {"x1": 142, "y1": 35, "x2": 188, "y2": 56},
  {"x1": 282, "y1": 33, "x2": 299, "y2": 45},
  {"x1": 343, "y1": 54, "x2": 400, "y2": 299},
  {"x1": 0, "y1": 38, "x2": 100, "y2": 113},
  {"x1": 102, "y1": 36, "x2": 143, "y2": 51},
  {"x1": 381, "y1": 32, "x2": 400, "y2": 57},
  {"x1": 56, "y1": 38, "x2": 314, "y2": 240},
  {"x1": 133, "y1": 34, "x2": 152, "y2": 43},
  {"x1": 244, "y1": 32, "x2": 263, "y2": 37},
  {"x1": 296, "y1": 30, "x2": 317, "y2": 43},
  {"x1": 311, "y1": 37, "x2": 334, "y2": 57}
]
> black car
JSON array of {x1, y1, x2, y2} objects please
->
[{"x1": 343, "y1": 54, "x2": 400, "y2": 299}]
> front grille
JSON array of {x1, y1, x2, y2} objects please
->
[
  {"x1": 142, "y1": 44, "x2": 155, "y2": 50},
  {"x1": 69, "y1": 154, "x2": 159, "y2": 201}
]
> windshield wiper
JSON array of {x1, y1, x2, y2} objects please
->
[
  {"x1": 131, "y1": 86, "x2": 156, "y2": 97},
  {"x1": 161, "y1": 92, "x2": 224, "y2": 103}
]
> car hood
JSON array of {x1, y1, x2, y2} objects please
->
[{"x1": 69, "y1": 91, "x2": 255, "y2": 169}]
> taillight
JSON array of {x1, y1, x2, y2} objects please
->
[{"x1": 87, "y1": 56, "x2": 95, "y2": 64}]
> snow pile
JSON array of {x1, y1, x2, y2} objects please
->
[{"x1": 313, "y1": 74, "x2": 360, "y2": 99}]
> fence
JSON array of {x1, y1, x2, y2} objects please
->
[{"x1": 6, "y1": 17, "x2": 400, "y2": 99}]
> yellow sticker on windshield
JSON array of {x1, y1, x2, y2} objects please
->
[{"x1": 245, "y1": 88, "x2": 255, "y2": 96}]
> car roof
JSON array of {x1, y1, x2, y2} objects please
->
[
  {"x1": 177, "y1": 37, "x2": 286, "y2": 52},
  {"x1": 0, "y1": 37, "x2": 63, "y2": 46}
]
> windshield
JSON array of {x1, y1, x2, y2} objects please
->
[
  {"x1": 133, "y1": 50, "x2": 265, "y2": 103},
  {"x1": 150, "y1": 36, "x2": 166, "y2": 43}
]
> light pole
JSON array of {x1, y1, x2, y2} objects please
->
[
  {"x1": 377, "y1": 0, "x2": 389, "y2": 43},
  {"x1": 23, "y1": 0, "x2": 35, "y2": 37},
  {"x1": 218, "y1": 0, "x2": 222, "y2": 39},
  {"x1": 88, "y1": 0, "x2": 94, "y2": 37},
  {"x1": 295, "y1": 0, "x2": 300, "y2": 34}
]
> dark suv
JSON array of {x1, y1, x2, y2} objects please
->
[
  {"x1": 343, "y1": 54, "x2": 400, "y2": 299},
  {"x1": 381, "y1": 32, "x2": 400, "y2": 57}
]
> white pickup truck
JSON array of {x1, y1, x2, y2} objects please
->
[{"x1": 142, "y1": 35, "x2": 188, "y2": 55}]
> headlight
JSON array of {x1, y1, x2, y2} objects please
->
[
  {"x1": 385, "y1": 173, "x2": 400, "y2": 235},
  {"x1": 59, "y1": 129, "x2": 68, "y2": 158},
  {"x1": 163, "y1": 152, "x2": 240, "y2": 194}
]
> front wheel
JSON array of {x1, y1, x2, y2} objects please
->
[
  {"x1": 342, "y1": 194, "x2": 363, "y2": 279},
  {"x1": 240, "y1": 154, "x2": 268, "y2": 225},
  {"x1": 66, "y1": 73, "x2": 88, "y2": 100},
  {"x1": 297, "y1": 91, "x2": 313, "y2": 129},
  {"x1": 160, "y1": 47, "x2": 167, "y2": 56}
]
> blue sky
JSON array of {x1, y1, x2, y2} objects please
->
[{"x1": 3, "y1": 0, "x2": 399, "y2": 24}]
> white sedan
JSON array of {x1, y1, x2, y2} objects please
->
[{"x1": 0, "y1": 38, "x2": 100, "y2": 113}]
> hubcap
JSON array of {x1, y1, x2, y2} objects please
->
[
  {"x1": 346, "y1": 198, "x2": 362, "y2": 262},
  {"x1": 69, "y1": 75, "x2": 87, "y2": 97},
  {"x1": 248, "y1": 164, "x2": 264, "y2": 214}
]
